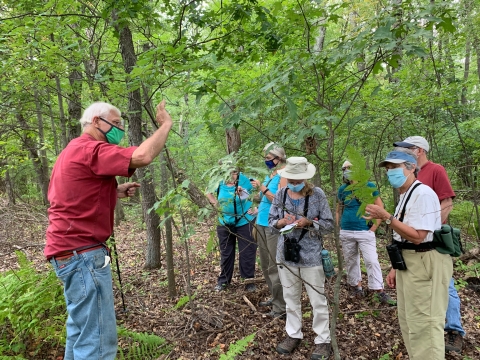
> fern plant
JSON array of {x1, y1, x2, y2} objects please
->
[
  {"x1": 117, "y1": 326, "x2": 170, "y2": 360},
  {"x1": 0, "y1": 251, "x2": 66, "y2": 358},
  {"x1": 219, "y1": 332, "x2": 256, "y2": 360},
  {"x1": 344, "y1": 146, "x2": 379, "y2": 217}
]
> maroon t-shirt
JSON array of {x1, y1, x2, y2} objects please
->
[
  {"x1": 417, "y1": 161, "x2": 455, "y2": 201},
  {"x1": 45, "y1": 134, "x2": 137, "y2": 258}
]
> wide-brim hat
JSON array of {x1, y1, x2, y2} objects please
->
[
  {"x1": 378, "y1": 151, "x2": 417, "y2": 167},
  {"x1": 278, "y1": 157, "x2": 316, "y2": 179}
]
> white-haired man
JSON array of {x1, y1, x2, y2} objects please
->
[
  {"x1": 394, "y1": 136, "x2": 464, "y2": 354},
  {"x1": 45, "y1": 101, "x2": 173, "y2": 360}
]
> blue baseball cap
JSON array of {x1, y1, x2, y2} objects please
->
[{"x1": 378, "y1": 151, "x2": 417, "y2": 167}]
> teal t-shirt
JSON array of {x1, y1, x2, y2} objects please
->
[
  {"x1": 338, "y1": 182, "x2": 379, "y2": 231},
  {"x1": 217, "y1": 173, "x2": 254, "y2": 227},
  {"x1": 256, "y1": 174, "x2": 281, "y2": 226}
]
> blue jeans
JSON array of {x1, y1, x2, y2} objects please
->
[
  {"x1": 50, "y1": 248, "x2": 117, "y2": 360},
  {"x1": 445, "y1": 278, "x2": 465, "y2": 336}
]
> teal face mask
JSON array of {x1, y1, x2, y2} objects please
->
[{"x1": 98, "y1": 117, "x2": 125, "y2": 145}]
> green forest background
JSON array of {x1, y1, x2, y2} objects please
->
[{"x1": 1, "y1": 0, "x2": 480, "y2": 358}]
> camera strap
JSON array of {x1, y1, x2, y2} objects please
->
[
  {"x1": 393, "y1": 181, "x2": 422, "y2": 243},
  {"x1": 282, "y1": 188, "x2": 310, "y2": 242}
]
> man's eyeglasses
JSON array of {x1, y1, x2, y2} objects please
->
[
  {"x1": 342, "y1": 167, "x2": 351, "y2": 171},
  {"x1": 99, "y1": 117, "x2": 125, "y2": 129}
]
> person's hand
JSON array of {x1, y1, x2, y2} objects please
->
[
  {"x1": 295, "y1": 217, "x2": 312, "y2": 228},
  {"x1": 247, "y1": 207, "x2": 258, "y2": 216},
  {"x1": 283, "y1": 213, "x2": 296, "y2": 225},
  {"x1": 250, "y1": 179, "x2": 261, "y2": 188},
  {"x1": 117, "y1": 182, "x2": 141, "y2": 198},
  {"x1": 386, "y1": 268, "x2": 396, "y2": 289},
  {"x1": 364, "y1": 204, "x2": 390, "y2": 221},
  {"x1": 156, "y1": 100, "x2": 173, "y2": 128}
]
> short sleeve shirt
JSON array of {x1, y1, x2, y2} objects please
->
[
  {"x1": 417, "y1": 161, "x2": 455, "y2": 201},
  {"x1": 393, "y1": 181, "x2": 441, "y2": 243},
  {"x1": 217, "y1": 173, "x2": 254, "y2": 227},
  {"x1": 256, "y1": 174, "x2": 281, "y2": 226},
  {"x1": 338, "y1": 182, "x2": 379, "y2": 231},
  {"x1": 45, "y1": 134, "x2": 137, "y2": 258}
]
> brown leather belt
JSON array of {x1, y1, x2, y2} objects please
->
[{"x1": 49, "y1": 244, "x2": 106, "y2": 261}]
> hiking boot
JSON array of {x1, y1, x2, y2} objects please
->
[
  {"x1": 311, "y1": 343, "x2": 332, "y2": 359},
  {"x1": 378, "y1": 292, "x2": 397, "y2": 306},
  {"x1": 259, "y1": 298, "x2": 273, "y2": 307},
  {"x1": 445, "y1": 331, "x2": 463, "y2": 353},
  {"x1": 214, "y1": 284, "x2": 227, "y2": 292},
  {"x1": 267, "y1": 310, "x2": 286, "y2": 319},
  {"x1": 349, "y1": 286, "x2": 364, "y2": 298},
  {"x1": 245, "y1": 283, "x2": 256, "y2": 292},
  {"x1": 276, "y1": 335, "x2": 301, "y2": 354}
]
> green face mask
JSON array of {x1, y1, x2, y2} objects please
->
[{"x1": 98, "y1": 117, "x2": 125, "y2": 145}]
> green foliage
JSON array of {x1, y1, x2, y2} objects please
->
[
  {"x1": 174, "y1": 294, "x2": 195, "y2": 310},
  {"x1": 344, "y1": 146, "x2": 379, "y2": 217},
  {"x1": 449, "y1": 200, "x2": 479, "y2": 238},
  {"x1": 219, "y1": 332, "x2": 256, "y2": 360},
  {"x1": 117, "y1": 326, "x2": 170, "y2": 360},
  {"x1": 0, "y1": 252, "x2": 66, "y2": 357}
]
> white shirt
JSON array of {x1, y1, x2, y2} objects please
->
[{"x1": 393, "y1": 180, "x2": 441, "y2": 243}]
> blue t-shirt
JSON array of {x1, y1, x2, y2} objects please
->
[
  {"x1": 217, "y1": 173, "x2": 254, "y2": 227},
  {"x1": 338, "y1": 182, "x2": 379, "y2": 231},
  {"x1": 256, "y1": 174, "x2": 281, "y2": 226}
]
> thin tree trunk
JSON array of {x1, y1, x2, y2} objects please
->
[
  {"x1": 225, "y1": 127, "x2": 241, "y2": 154},
  {"x1": 461, "y1": 39, "x2": 471, "y2": 105},
  {"x1": 67, "y1": 67, "x2": 82, "y2": 141},
  {"x1": 5, "y1": 167, "x2": 15, "y2": 205},
  {"x1": 34, "y1": 89, "x2": 50, "y2": 205},
  {"x1": 113, "y1": 12, "x2": 161, "y2": 269},
  {"x1": 161, "y1": 152, "x2": 176, "y2": 298},
  {"x1": 50, "y1": 33, "x2": 68, "y2": 149},
  {"x1": 46, "y1": 90, "x2": 59, "y2": 156}
]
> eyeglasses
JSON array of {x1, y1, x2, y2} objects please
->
[
  {"x1": 99, "y1": 117, "x2": 125, "y2": 129},
  {"x1": 342, "y1": 167, "x2": 351, "y2": 171}
]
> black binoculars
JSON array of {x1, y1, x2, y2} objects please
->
[
  {"x1": 386, "y1": 243, "x2": 407, "y2": 270},
  {"x1": 284, "y1": 237, "x2": 301, "y2": 263}
]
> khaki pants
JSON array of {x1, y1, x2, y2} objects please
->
[
  {"x1": 396, "y1": 249, "x2": 453, "y2": 360},
  {"x1": 278, "y1": 265, "x2": 330, "y2": 344},
  {"x1": 255, "y1": 224, "x2": 285, "y2": 313}
]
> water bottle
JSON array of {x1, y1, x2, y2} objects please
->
[{"x1": 321, "y1": 249, "x2": 335, "y2": 278}]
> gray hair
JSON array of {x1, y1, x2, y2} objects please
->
[
  {"x1": 79, "y1": 102, "x2": 121, "y2": 129},
  {"x1": 263, "y1": 142, "x2": 286, "y2": 162},
  {"x1": 394, "y1": 147, "x2": 420, "y2": 177}
]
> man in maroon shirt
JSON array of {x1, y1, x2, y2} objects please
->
[
  {"x1": 394, "y1": 136, "x2": 464, "y2": 354},
  {"x1": 46, "y1": 100, "x2": 172, "y2": 360}
]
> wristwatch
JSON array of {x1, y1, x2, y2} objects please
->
[{"x1": 385, "y1": 215, "x2": 394, "y2": 225}]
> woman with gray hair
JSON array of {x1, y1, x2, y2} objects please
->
[
  {"x1": 250, "y1": 142, "x2": 287, "y2": 318},
  {"x1": 365, "y1": 148, "x2": 452, "y2": 360}
]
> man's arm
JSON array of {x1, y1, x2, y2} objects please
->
[
  {"x1": 440, "y1": 197, "x2": 453, "y2": 223},
  {"x1": 130, "y1": 100, "x2": 173, "y2": 168}
]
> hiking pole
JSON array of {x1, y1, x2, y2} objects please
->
[{"x1": 110, "y1": 231, "x2": 127, "y2": 313}]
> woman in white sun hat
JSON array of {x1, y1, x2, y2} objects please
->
[{"x1": 268, "y1": 157, "x2": 334, "y2": 360}]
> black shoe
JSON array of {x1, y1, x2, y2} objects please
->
[
  {"x1": 245, "y1": 283, "x2": 256, "y2": 292},
  {"x1": 214, "y1": 284, "x2": 227, "y2": 292},
  {"x1": 311, "y1": 343, "x2": 332, "y2": 359},
  {"x1": 267, "y1": 310, "x2": 286, "y2": 319},
  {"x1": 378, "y1": 292, "x2": 397, "y2": 306},
  {"x1": 259, "y1": 298, "x2": 273, "y2": 307},
  {"x1": 445, "y1": 331, "x2": 463, "y2": 353}
]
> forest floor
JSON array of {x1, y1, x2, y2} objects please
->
[{"x1": 1, "y1": 201, "x2": 480, "y2": 360}]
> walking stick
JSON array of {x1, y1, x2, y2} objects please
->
[{"x1": 110, "y1": 232, "x2": 127, "y2": 313}]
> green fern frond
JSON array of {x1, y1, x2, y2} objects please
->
[{"x1": 219, "y1": 332, "x2": 256, "y2": 360}]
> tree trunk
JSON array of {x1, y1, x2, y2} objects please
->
[
  {"x1": 5, "y1": 167, "x2": 15, "y2": 205},
  {"x1": 67, "y1": 67, "x2": 82, "y2": 141},
  {"x1": 50, "y1": 33, "x2": 68, "y2": 149},
  {"x1": 34, "y1": 89, "x2": 50, "y2": 205},
  {"x1": 161, "y1": 152, "x2": 176, "y2": 298},
  {"x1": 113, "y1": 12, "x2": 161, "y2": 269},
  {"x1": 225, "y1": 126, "x2": 241, "y2": 154},
  {"x1": 17, "y1": 113, "x2": 49, "y2": 205},
  {"x1": 461, "y1": 39, "x2": 471, "y2": 106}
]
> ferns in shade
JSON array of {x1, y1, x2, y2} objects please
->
[
  {"x1": 344, "y1": 146, "x2": 380, "y2": 218},
  {"x1": 219, "y1": 332, "x2": 256, "y2": 360},
  {"x1": 117, "y1": 327, "x2": 170, "y2": 359}
]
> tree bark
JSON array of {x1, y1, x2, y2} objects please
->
[
  {"x1": 461, "y1": 39, "x2": 471, "y2": 105},
  {"x1": 34, "y1": 89, "x2": 50, "y2": 205},
  {"x1": 225, "y1": 126, "x2": 241, "y2": 154},
  {"x1": 67, "y1": 67, "x2": 82, "y2": 142},
  {"x1": 113, "y1": 12, "x2": 161, "y2": 269},
  {"x1": 5, "y1": 167, "x2": 15, "y2": 205}
]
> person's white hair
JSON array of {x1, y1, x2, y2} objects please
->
[{"x1": 79, "y1": 102, "x2": 121, "y2": 129}]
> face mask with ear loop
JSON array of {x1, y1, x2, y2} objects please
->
[{"x1": 97, "y1": 117, "x2": 125, "y2": 145}]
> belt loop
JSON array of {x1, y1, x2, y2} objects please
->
[{"x1": 73, "y1": 250, "x2": 79, "y2": 260}]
